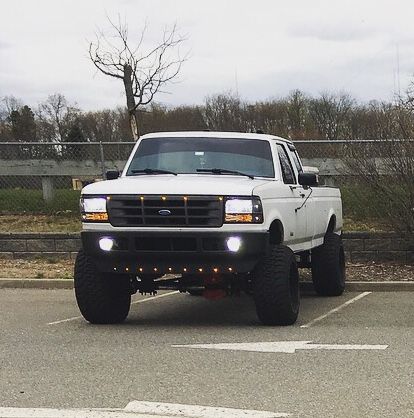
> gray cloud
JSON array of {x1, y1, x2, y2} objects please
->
[
  {"x1": 0, "y1": 0, "x2": 413, "y2": 109},
  {"x1": 0, "y1": 40, "x2": 11, "y2": 50},
  {"x1": 288, "y1": 21, "x2": 377, "y2": 42}
]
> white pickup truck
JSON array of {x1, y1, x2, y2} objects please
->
[{"x1": 75, "y1": 131, "x2": 345, "y2": 326}]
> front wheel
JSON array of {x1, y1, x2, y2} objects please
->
[
  {"x1": 252, "y1": 245, "x2": 300, "y2": 326},
  {"x1": 74, "y1": 250, "x2": 131, "y2": 324},
  {"x1": 311, "y1": 232, "x2": 346, "y2": 296}
]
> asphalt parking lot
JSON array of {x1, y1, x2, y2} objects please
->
[{"x1": 0, "y1": 288, "x2": 413, "y2": 418}]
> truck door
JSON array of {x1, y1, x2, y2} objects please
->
[
  {"x1": 286, "y1": 144, "x2": 314, "y2": 242},
  {"x1": 276, "y1": 144, "x2": 308, "y2": 246}
]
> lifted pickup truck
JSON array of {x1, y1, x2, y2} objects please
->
[{"x1": 75, "y1": 131, "x2": 345, "y2": 325}]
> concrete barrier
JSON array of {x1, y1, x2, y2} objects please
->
[{"x1": 0, "y1": 232, "x2": 412, "y2": 263}]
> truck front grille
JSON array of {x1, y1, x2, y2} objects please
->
[{"x1": 107, "y1": 195, "x2": 223, "y2": 227}]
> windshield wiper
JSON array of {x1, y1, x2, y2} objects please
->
[
  {"x1": 131, "y1": 168, "x2": 177, "y2": 176},
  {"x1": 197, "y1": 168, "x2": 255, "y2": 179}
]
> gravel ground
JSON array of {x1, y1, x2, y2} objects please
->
[{"x1": 0, "y1": 259, "x2": 413, "y2": 281}]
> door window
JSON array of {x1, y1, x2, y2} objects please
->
[{"x1": 277, "y1": 144, "x2": 296, "y2": 184}]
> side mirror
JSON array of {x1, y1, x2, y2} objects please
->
[
  {"x1": 298, "y1": 172, "x2": 318, "y2": 187},
  {"x1": 302, "y1": 166, "x2": 319, "y2": 175},
  {"x1": 106, "y1": 170, "x2": 120, "y2": 180}
]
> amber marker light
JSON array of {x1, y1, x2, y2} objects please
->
[
  {"x1": 213, "y1": 268, "x2": 218, "y2": 273},
  {"x1": 83, "y1": 213, "x2": 109, "y2": 221},
  {"x1": 225, "y1": 214, "x2": 253, "y2": 223}
]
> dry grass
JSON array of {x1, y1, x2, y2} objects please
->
[
  {"x1": 0, "y1": 259, "x2": 74, "y2": 279},
  {"x1": 0, "y1": 215, "x2": 81, "y2": 233},
  {"x1": 300, "y1": 262, "x2": 414, "y2": 282},
  {"x1": 0, "y1": 214, "x2": 389, "y2": 233},
  {"x1": 343, "y1": 217, "x2": 391, "y2": 232}
]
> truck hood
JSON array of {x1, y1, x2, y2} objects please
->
[{"x1": 82, "y1": 175, "x2": 271, "y2": 196}]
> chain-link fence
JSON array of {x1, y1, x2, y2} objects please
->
[{"x1": 0, "y1": 139, "x2": 412, "y2": 232}]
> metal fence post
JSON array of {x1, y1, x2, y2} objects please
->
[{"x1": 99, "y1": 141, "x2": 105, "y2": 179}]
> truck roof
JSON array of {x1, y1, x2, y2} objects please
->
[{"x1": 140, "y1": 131, "x2": 293, "y2": 144}]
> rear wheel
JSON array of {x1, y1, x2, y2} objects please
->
[
  {"x1": 311, "y1": 232, "x2": 346, "y2": 296},
  {"x1": 74, "y1": 250, "x2": 131, "y2": 324},
  {"x1": 252, "y1": 245, "x2": 300, "y2": 326}
]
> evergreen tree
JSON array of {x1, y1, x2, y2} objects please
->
[
  {"x1": 64, "y1": 120, "x2": 86, "y2": 158},
  {"x1": 9, "y1": 105, "x2": 37, "y2": 142}
]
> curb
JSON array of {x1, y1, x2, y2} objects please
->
[
  {"x1": 301, "y1": 281, "x2": 414, "y2": 292},
  {"x1": 0, "y1": 279, "x2": 413, "y2": 291},
  {"x1": 0, "y1": 279, "x2": 74, "y2": 289}
]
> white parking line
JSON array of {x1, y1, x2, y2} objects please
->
[
  {"x1": 47, "y1": 291, "x2": 179, "y2": 325},
  {"x1": 172, "y1": 340, "x2": 388, "y2": 354},
  {"x1": 0, "y1": 401, "x2": 289, "y2": 417},
  {"x1": 300, "y1": 291, "x2": 372, "y2": 328},
  {"x1": 125, "y1": 400, "x2": 289, "y2": 417}
]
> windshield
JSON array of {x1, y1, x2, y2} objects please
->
[{"x1": 126, "y1": 137, "x2": 275, "y2": 178}]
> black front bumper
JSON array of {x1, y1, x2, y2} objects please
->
[{"x1": 81, "y1": 230, "x2": 269, "y2": 274}]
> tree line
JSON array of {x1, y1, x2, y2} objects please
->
[{"x1": 1, "y1": 90, "x2": 414, "y2": 146}]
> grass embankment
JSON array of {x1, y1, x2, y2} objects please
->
[{"x1": 0, "y1": 189, "x2": 80, "y2": 214}]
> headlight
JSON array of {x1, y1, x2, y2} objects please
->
[
  {"x1": 80, "y1": 196, "x2": 108, "y2": 222},
  {"x1": 225, "y1": 199, "x2": 253, "y2": 214},
  {"x1": 224, "y1": 197, "x2": 263, "y2": 223}
]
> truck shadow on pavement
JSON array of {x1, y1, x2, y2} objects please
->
[{"x1": 107, "y1": 291, "x2": 323, "y2": 328}]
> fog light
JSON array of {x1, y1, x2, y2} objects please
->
[
  {"x1": 99, "y1": 237, "x2": 114, "y2": 251},
  {"x1": 226, "y1": 236, "x2": 242, "y2": 252}
]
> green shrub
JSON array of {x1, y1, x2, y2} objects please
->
[{"x1": 0, "y1": 189, "x2": 80, "y2": 214}]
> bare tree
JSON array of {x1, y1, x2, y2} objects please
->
[
  {"x1": 343, "y1": 138, "x2": 414, "y2": 235},
  {"x1": 0, "y1": 95, "x2": 23, "y2": 122},
  {"x1": 89, "y1": 17, "x2": 187, "y2": 140},
  {"x1": 202, "y1": 93, "x2": 246, "y2": 132},
  {"x1": 37, "y1": 93, "x2": 80, "y2": 142},
  {"x1": 309, "y1": 92, "x2": 354, "y2": 139}
]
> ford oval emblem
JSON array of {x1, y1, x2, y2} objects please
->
[{"x1": 158, "y1": 209, "x2": 171, "y2": 216}]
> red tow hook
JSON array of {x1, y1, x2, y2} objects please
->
[
  {"x1": 203, "y1": 275, "x2": 227, "y2": 300},
  {"x1": 203, "y1": 289, "x2": 227, "y2": 300}
]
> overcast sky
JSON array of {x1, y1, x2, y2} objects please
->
[{"x1": 1, "y1": 0, "x2": 414, "y2": 110}]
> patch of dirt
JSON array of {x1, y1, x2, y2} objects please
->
[
  {"x1": 0, "y1": 259, "x2": 413, "y2": 281},
  {"x1": 0, "y1": 259, "x2": 74, "y2": 279},
  {"x1": 300, "y1": 262, "x2": 414, "y2": 282},
  {"x1": 345, "y1": 262, "x2": 414, "y2": 281},
  {"x1": 0, "y1": 215, "x2": 81, "y2": 233}
]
